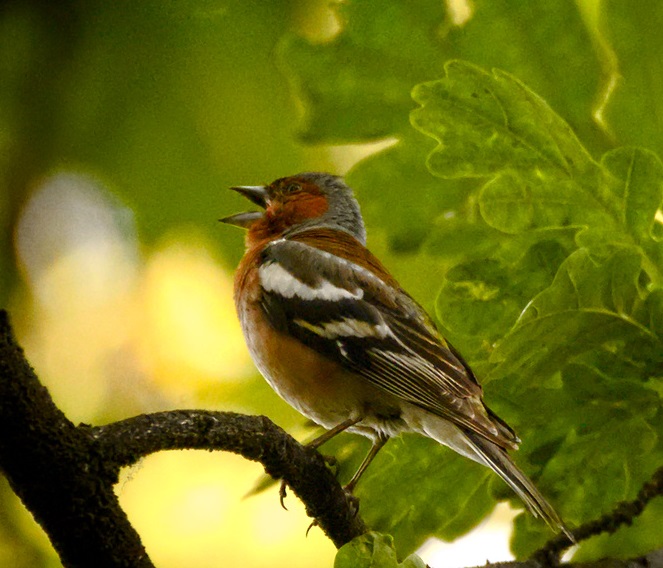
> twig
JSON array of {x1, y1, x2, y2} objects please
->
[{"x1": 532, "y1": 465, "x2": 663, "y2": 565}]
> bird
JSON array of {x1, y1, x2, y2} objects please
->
[{"x1": 221, "y1": 171, "x2": 571, "y2": 538}]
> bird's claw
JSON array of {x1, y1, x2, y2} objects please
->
[
  {"x1": 343, "y1": 488, "x2": 360, "y2": 517},
  {"x1": 306, "y1": 519, "x2": 320, "y2": 537},
  {"x1": 279, "y1": 480, "x2": 288, "y2": 510}
]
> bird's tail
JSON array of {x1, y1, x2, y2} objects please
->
[{"x1": 463, "y1": 430, "x2": 574, "y2": 542}]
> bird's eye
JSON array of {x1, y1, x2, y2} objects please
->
[{"x1": 284, "y1": 182, "x2": 301, "y2": 194}]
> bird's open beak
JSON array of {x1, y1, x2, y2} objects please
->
[{"x1": 219, "y1": 185, "x2": 268, "y2": 228}]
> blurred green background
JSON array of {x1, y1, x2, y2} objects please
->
[{"x1": 1, "y1": 2, "x2": 347, "y2": 566}]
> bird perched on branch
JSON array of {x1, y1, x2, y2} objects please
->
[{"x1": 221, "y1": 172, "x2": 571, "y2": 538}]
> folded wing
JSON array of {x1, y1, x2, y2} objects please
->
[{"x1": 258, "y1": 236, "x2": 517, "y2": 449}]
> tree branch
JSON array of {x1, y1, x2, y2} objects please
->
[
  {"x1": 0, "y1": 309, "x2": 367, "y2": 566},
  {"x1": 90, "y1": 411, "x2": 368, "y2": 548},
  {"x1": 532, "y1": 463, "x2": 663, "y2": 565},
  {"x1": 0, "y1": 310, "x2": 153, "y2": 567},
  {"x1": 483, "y1": 547, "x2": 663, "y2": 568}
]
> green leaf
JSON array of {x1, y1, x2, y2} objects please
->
[
  {"x1": 357, "y1": 437, "x2": 494, "y2": 556},
  {"x1": 491, "y1": 247, "x2": 657, "y2": 379},
  {"x1": 422, "y1": 215, "x2": 499, "y2": 262},
  {"x1": 601, "y1": 146, "x2": 663, "y2": 242},
  {"x1": 571, "y1": 481, "x2": 663, "y2": 561},
  {"x1": 600, "y1": 0, "x2": 663, "y2": 157},
  {"x1": 334, "y1": 532, "x2": 425, "y2": 568},
  {"x1": 513, "y1": 417, "x2": 659, "y2": 558},
  {"x1": 435, "y1": 239, "x2": 570, "y2": 350},
  {"x1": 444, "y1": 0, "x2": 605, "y2": 151},
  {"x1": 436, "y1": 258, "x2": 518, "y2": 340},
  {"x1": 645, "y1": 288, "x2": 663, "y2": 338},
  {"x1": 562, "y1": 362, "x2": 660, "y2": 421},
  {"x1": 279, "y1": 0, "x2": 449, "y2": 142},
  {"x1": 478, "y1": 172, "x2": 609, "y2": 234},
  {"x1": 410, "y1": 62, "x2": 642, "y2": 245},
  {"x1": 411, "y1": 61, "x2": 596, "y2": 179},
  {"x1": 325, "y1": 8, "x2": 663, "y2": 563}
]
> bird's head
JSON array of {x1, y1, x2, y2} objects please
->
[{"x1": 221, "y1": 172, "x2": 366, "y2": 245}]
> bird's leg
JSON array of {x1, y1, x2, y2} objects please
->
[
  {"x1": 344, "y1": 434, "x2": 389, "y2": 494},
  {"x1": 340, "y1": 434, "x2": 389, "y2": 517},
  {"x1": 306, "y1": 416, "x2": 363, "y2": 450},
  {"x1": 279, "y1": 416, "x2": 363, "y2": 509}
]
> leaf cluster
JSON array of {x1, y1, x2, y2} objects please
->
[{"x1": 280, "y1": 0, "x2": 663, "y2": 562}]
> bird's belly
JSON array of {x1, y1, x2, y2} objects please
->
[{"x1": 238, "y1": 300, "x2": 406, "y2": 438}]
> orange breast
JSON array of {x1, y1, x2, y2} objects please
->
[{"x1": 234, "y1": 256, "x2": 398, "y2": 430}]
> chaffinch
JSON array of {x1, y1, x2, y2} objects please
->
[{"x1": 221, "y1": 172, "x2": 570, "y2": 537}]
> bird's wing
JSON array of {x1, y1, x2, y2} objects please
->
[{"x1": 258, "y1": 235, "x2": 516, "y2": 447}]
